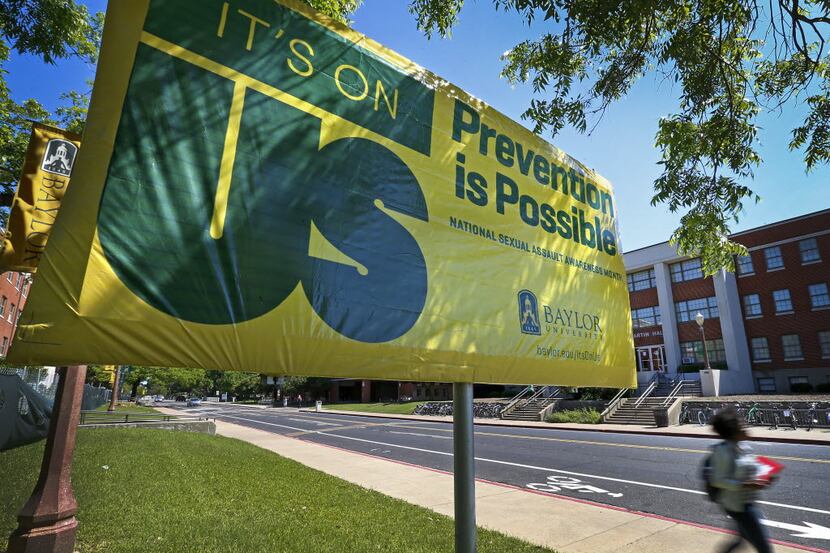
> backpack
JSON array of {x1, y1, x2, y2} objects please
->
[{"x1": 701, "y1": 442, "x2": 736, "y2": 503}]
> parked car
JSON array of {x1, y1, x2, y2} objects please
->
[
  {"x1": 186, "y1": 397, "x2": 202, "y2": 407},
  {"x1": 175, "y1": 395, "x2": 186, "y2": 402}
]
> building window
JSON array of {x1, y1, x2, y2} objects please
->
[
  {"x1": 627, "y1": 269, "x2": 657, "y2": 292},
  {"x1": 788, "y1": 376, "x2": 809, "y2": 392},
  {"x1": 772, "y1": 289, "x2": 793, "y2": 313},
  {"x1": 1, "y1": 336, "x2": 6, "y2": 356},
  {"x1": 799, "y1": 238, "x2": 821, "y2": 264},
  {"x1": 820, "y1": 331, "x2": 830, "y2": 358},
  {"x1": 631, "y1": 306, "x2": 661, "y2": 328},
  {"x1": 0, "y1": 296, "x2": 6, "y2": 317},
  {"x1": 735, "y1": 255, "x2": 754, "y2": 275},
  {"x1": 707, "y1": 339, "x2": 726, "y2": 362},
  {"x1": 808, "y1": 283, "x2": 830, "y2": 309},
  {"x1": 680, "y1": 341, "x2": 702, "y2": 363},
  {"x1": 6, "y1": 272, "x2": 12, "y2": 283},
  {"x1": 756, "y1": 377, "x2": 776, "y2": 393},
  {"x1": 679, "y1": 339, "x2": 725, "y2": 363},
  {"x1": 675, "y1": 296, "x2": 718, "y2": 322},
  {"x1": 764, "y1": 246, "x2": 784, "y2": 270},
  {"x1": 670, "y1": 258, "x2": 703, "y2": 283},
  {"x1": 781, "y1": 334, "x2": 803, "y2": 360},
  {"x1": 8, "y1": 303, "x2": 15, "y2": 323},
  {"x1": 751, "y1": 337, "x2": 771, "y2": 362},
  {"x1": 742, "y1": 294, "x2": 762, "y2": 317},
  {"x1": 15, "y1": 274, "x2": 21, "y2": 289}
]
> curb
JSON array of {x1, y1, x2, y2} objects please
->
[{"x1": 308, "y1": 408, "x2": 830, "y2": 446}]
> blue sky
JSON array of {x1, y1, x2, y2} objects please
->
[{"x1": 5, "y1": 0, "x2": 828, "y2": 251}]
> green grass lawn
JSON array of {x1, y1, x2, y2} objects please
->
[
  {"x1": 323, "y1": 401, "x2": 426, "y2": 415},
  {"x1": 0, "y1": 429, "x2": 553, "y2": 553}
]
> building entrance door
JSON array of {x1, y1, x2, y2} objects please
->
[{"x1": 636, "y1": 345, "x2": 666, "y2": 372}]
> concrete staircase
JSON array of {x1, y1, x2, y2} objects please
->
[
  {"x1": 603, "y1": 378, "x2": 703, "y2": 425},
  {"x1": 501, "y1": 386, "x2": 562, "y2": 421},
  {"x1": 501, "y1": 397, "x2": 559, "y2": 421},
  {"x1": 654, "y1": 380, "x2": 702, "y2": 397},
  {"x1": 603, "y1": 397, "x2": 666, "y2": 425}
]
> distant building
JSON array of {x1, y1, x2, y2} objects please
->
[
  {"x1": 0, "y1": 269, "x2": 31, "y2": 358},
  {"x1": 625, "y1": 209, "x2": 830, "y2": 394}
]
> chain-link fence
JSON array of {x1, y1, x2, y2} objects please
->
[{"x1": 0, "y1": 367, "x2": 111, "y2": 409}]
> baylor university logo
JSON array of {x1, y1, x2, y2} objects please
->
[
  {"x1": 41, "y1": 139, "x2": 78, "y2": 177},
  {"x1": 518, "y1": 290, "x2": 541, "y2": 335}
]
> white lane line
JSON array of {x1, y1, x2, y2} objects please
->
[
  {"x1": 388, "y1": 431, "x2": 453, "y2": 440},
  {"x1": 218, "y1": 413, "x2": 830, "y2": 517},
  {"x1": 219, "y1": 414, "x2": 308, "y2": 433},
  {"x1": 300, "y1": 431, "x2": 830, "y2": 517}
]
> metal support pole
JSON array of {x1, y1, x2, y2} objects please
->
[
  {"x1": 8, "y1": 365, "x2": 87, "y2": 553},
  {"x1": 453, "y1": 382, "x2": 476, "y2": 553},
  {"x1": 700, "y1": 326, "x2": 711, "y2": 370}
]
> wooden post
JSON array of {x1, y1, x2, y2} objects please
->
[{"x1": 8, "y1": 365, "x2": 87, "y2": 553}]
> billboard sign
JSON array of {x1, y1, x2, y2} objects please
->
[{"x1": 9, "y1": 0, "x2": 635, "y2": 387}]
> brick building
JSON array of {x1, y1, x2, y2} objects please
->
[
  {"x1": 625, "y1": 209, "x2": 830, "y2": 394},
  {"x1": 0, "y1": 270, "x2": 31, "y2": 358}
]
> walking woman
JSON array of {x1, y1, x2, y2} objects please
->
[{"x1": 710, "y1": 409, "x2": 773, "y2": 553}]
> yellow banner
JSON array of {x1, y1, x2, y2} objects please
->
[
  {"x1": 8, "y1": 0, "x2": 635, "y2": 387},
  {"x1": 0, "y1": 123, "x2": 80, "y2": 273}
]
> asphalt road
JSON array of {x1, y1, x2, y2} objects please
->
[{"x1": 168, "y1": 402, "x2": 830, "y2": 551}]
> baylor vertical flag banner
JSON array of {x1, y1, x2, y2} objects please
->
[
  {"x1": 8, "y1": 0, "x2": 636, "y2": 387},
  {"x1": 0, "y1": 124, "x2": 80, "y2": 273}
]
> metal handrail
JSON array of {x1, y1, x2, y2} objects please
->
[
  {"x1": 633, "y1": 375, "x2": 658, "y2": 408},
  {"x1": 503, "y1": 386, "x2": 533, "y2": 413},
  {"x1": 527, "y1": 386, "x2": 552, "y2": 403},
  {"x1": 600, "y1": 388, "x2": 629, "y2": 418},
  {"x1": 502, "y1": 386, "x2": 560, "y2": 418},
  {"x1": 660, "y1": 380, "x2": 688, "y2": 407}
]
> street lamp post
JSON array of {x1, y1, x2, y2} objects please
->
[{"x1": 695, "y1": 312, "x2": 712, "y2": 370}]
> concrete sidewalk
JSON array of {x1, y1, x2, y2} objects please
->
[
  {"x1": 213, "y1": 418, "x2": 820, "y2": 553},
  {"x1": 308, "y1": 408, "x2": 830, "y2": 445}
]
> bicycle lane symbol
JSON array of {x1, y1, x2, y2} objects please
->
[{"x1": 526, "y1": 475, "x2": 623, "y2": 498}]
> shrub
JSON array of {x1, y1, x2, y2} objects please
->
[
  {"x1": 816, "y1": 383, "x2": 830, "y2": 393},
  {"x1": 790, "y1": 382, "x2": 814, "y2": 394},
  {"x1": 546, "y1": 408, "x2": 602, "y2": 424}
]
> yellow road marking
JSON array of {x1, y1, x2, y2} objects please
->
[
  {"x1": 388, "y1": 424, "x2": 830, "y2": 465},
  {"x1": 288, "y1": 421, "x2": 393, "y2": 437}
]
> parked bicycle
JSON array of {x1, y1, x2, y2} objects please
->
[
  {"x1": 783, "y1": 404, "x2": 798, "y2": 430},
  {"x1": 679, "y1": 403, "x2": 691, "y2": 425},
  {"x1": 807, "y1": 403, "x2": 817, "y2": 432},
  {"x1": 745, "y1": 402, "x2": 762, "y2": 425},
  {"x1": 698, "y1": 405, "x2": 714, "y2": 426}
]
